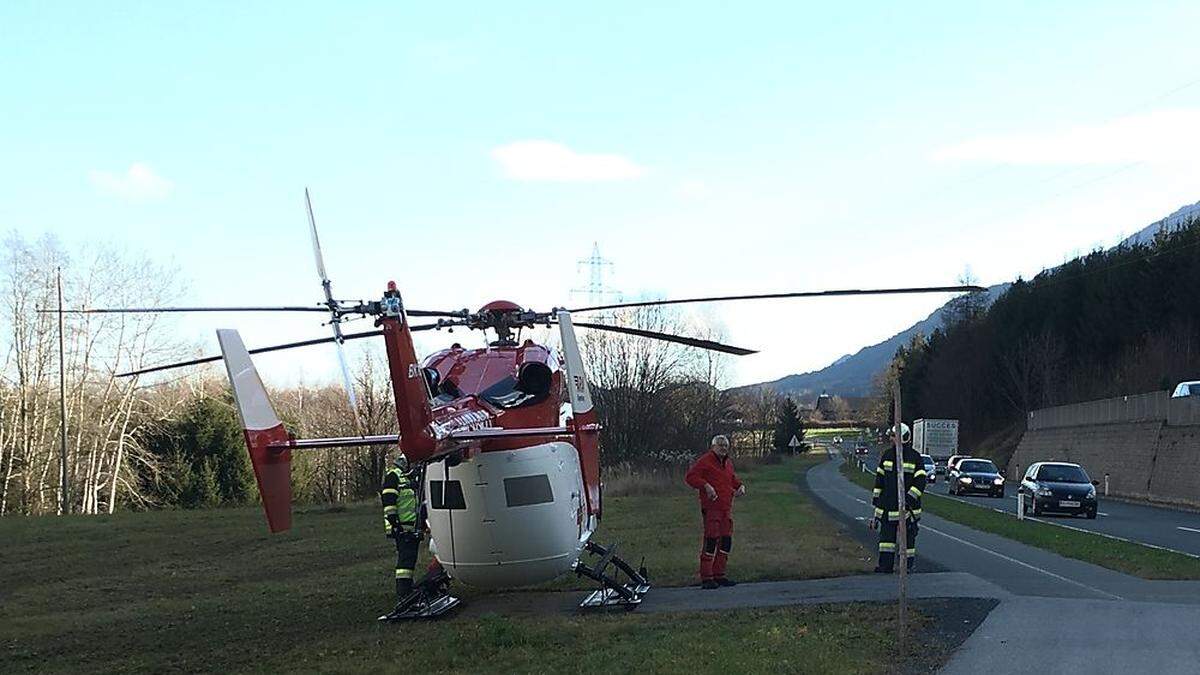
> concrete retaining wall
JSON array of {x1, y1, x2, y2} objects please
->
[
  {"x1": 1011, "y1": 421, "x2": 1200, "y2": 508},
  {"x1": 1027, "y1": 391, "x2": 1200, "y2": 429},
  {"x1": 1147, "y1": 426, "x2": 1200, "y2": 506}
]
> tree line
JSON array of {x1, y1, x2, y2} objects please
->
[{"x1": 884, "y1": 218, "x2": 1200, "y2": 456}]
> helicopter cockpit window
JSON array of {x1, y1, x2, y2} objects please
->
[
  {"x1": 503, "y1": 474, "x2": 554, "y2": 507},
  {"x1": 480, "y1": 362, "x2": 553, "y2": 409},
  {"x1": 429, "y1": 480, "x2": 466, "y2": 510}
]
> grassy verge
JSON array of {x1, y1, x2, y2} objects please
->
[
  {"x1": 2, "y1": 456, "x2": 898, "y2": 673},
  {"x1": 839, "y1": 460, "x2": 1200, "y2": 580}
]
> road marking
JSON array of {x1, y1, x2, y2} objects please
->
[
  {"x1": 921, "y1": 523, "x2": 1124, "y2": 601},
  {"x1": 1178, "y1": 526, "x2": 1200, "y2": 534}
]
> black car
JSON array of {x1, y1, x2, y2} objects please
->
[
  {"x1": 949, "y1": 458, "x2": 1005, "y2": 497},
  {"x1": 1019, "y1": 462, "x2": 1098, "y2": 519}
]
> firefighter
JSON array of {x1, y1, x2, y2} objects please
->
[
  {"x1": 381, "y1": 453, "x2": 421, "y2": 601},
  {"x1": 684, "y1": 434, "x2": 746, "y2": 589},
  {"x1": 869, "y1": 423, "x2": 926, "y2": 573}
]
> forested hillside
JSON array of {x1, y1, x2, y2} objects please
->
[{"x1": 890, "y1": 218, "x2": 1200, "y2": 454}]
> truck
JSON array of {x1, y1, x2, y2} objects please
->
[{"x1": 913, "y1": 418, "x2": 958, "y2": 467}]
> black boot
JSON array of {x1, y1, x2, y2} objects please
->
[
  {"x1": 395, "y1": 578, "x2": 414, "y2": 603},
  {"x1": 715, "y1": 577, "x2": 738, "y2": 587}
]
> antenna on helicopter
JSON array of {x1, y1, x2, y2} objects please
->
[{"x1": 305, "y1": 188, "x2": 362, "y2": 432}]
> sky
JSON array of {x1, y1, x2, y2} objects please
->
[{"x1": 3, "y1": 1, "x2": 1200, "y2": 388}]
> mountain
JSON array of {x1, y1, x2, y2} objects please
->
[
  {"x1": 737, "y1": 199, "x2": 1199, "y2": 398},
  {"x1": 1123, "y1": 200, "x2": 1200, "y2": 246},
  {"x1": 734, "y1": 284, "x2": 1008, "y2": 398}
]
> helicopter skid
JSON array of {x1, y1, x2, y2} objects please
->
[
  {"x1": 377, "y1": 594, "x2": 461, "y2": 622},
  {"x1": 579, "y1": 583, "x2": 652, "y2": 609},
  {"x1": 574, "y1": 540, "x2": 651, "y2": 611}
]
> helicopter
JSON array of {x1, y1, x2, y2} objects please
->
[{"x1": 59, "y1": 190, "x2": 984, "y2": 620}]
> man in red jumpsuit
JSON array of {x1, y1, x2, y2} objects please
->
[{"x1": 685, "y1": 434, "x2": 746, "y2": 589}]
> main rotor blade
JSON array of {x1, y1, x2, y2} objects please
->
[
  {"x1": 568, "y1": 320, "x2": 757, "y2": 356},
  {"x1": 568, "y1": 285, "x2": 988, "y2": 313},
  {"x1": 117, "y1": 323, "x2": 440, "y2": 377},
  {"x1": 41, "y1": 305, "x2": 467, "y2": 317},
  {"x1": 305, "y1": 187, "x2": 331, "y2": 287},
  {"x1": 334, "y1": 339, "x2": 361, "y2": 429},
  {"x1": 42, "y1": 306, "x2": 330, "y2": 314}
]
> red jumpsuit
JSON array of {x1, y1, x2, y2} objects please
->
[{"x1": 684, "y1": 450, "x2": 742, "y2": 583}]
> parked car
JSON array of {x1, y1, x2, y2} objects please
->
[
  {"x1": 921, "y1": 454, "x2": 937, "y2": 484},
  {"x1": 1019, "y1": 462, "x2": 1099, "y2": 519},
  {"x1": 1172, "y1": 380, "x2": 1200, "y2": 398},
  {"x1": 949, "y1": 458, "x2": 1004, "y2": 497},
  {"x1": 854, "y1": 443, "x2": 869, "y2": 457}
]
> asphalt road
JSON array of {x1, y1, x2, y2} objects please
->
[
  {"x1": 926, "y1": 469, "x2": 1200, "y2": 557},
  {"x1": 840, "y1": 445, "x2": 1200, "y2": 558}
]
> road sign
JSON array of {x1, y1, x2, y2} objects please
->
[{"x1": 788, "y1": 435, "x2": 801, "y2": 453}]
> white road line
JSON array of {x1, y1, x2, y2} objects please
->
[
  {"x1": 921, "y1": 523, "x2": 1124, "y2": 601},
  {"x1": 1178, "y1": 526, "x2": 1200, "y2": 534}
]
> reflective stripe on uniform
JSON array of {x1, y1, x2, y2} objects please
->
[
  {"x1": 873, "y1": 507, "x2": 884, "y2": 517},
  {"x1": 395, "y1": 568, "x2": 413, "y2": 579},
  {"x1": 910, "y1": 508, "x2": 922, "y2": 518},
  {"x1": 914, "y1": 469, "x2": 927, "y2": 478},
  {"x1": 908, "y1": 486, "x2": 923, "y2": 498},
  {"x1": 381, "y1": 488, "x2": 400, "y2": 497},
  {"x1": 879, "y1": 542, "x2": 896, "y2": 552},
  {"x1": 876, "y1": 467, "x2": 885, "y2": 475},
  {"x1": 872, "y1": 488, "x2": 882, "y2": 496},
  {"x1": 905, "y1": 548, "x2": 916, "y2": 556},
  {"x1": 383, "y1": 505, "x2": 399, "y2": 514},
  {"x1": 882, "y1": 460, "x2": 894, "y2": 469}
]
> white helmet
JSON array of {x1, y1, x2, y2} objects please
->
[
  {"x1": 890, "y1": 423, "x2": 911, "y2": 443},
  {"x1": 393, "y1": 454, "x2": 410, "y2": 472}
]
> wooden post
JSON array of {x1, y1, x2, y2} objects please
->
[
  {"x1": 892, "y1": 383, "x2": 907, "y2": 641},
  {"x1": 57, "y1": 267, "x2": 69, "y2": 515}
]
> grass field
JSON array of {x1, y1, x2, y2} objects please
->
[
  {"x1": 839, "y1": 459, "x2": 1200, "y2": 580},
  {"x1": 0, "y1": 456, "x2": 963, "y2": 674}
]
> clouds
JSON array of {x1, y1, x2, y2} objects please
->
[
  {"x1": 491, "y1": 140, "x2": 646, "y2": 182},
  {"x1": 933, "y1": 109, "x2": 1200, "y2": 166},
  {"x1": 89, "y1": 163, "x2": 173, "y2": 201}
]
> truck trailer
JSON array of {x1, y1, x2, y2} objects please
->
[{"x1": 913, "y1": 418, "x2": 958, "y2": 464}]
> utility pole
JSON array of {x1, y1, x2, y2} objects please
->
[
  {"x1": 892, "y1": 382, "x2": 908, "y2": 641},
  {"x1": 57, "y1": 267, "x2": 69, "y2": 515}
]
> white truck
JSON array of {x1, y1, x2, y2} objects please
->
[{"x1": 913, "y1": 418, "x2": 958, "y2": 468}]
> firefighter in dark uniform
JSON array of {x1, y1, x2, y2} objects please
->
[
  {"x1": 870, "y1": 423, "x2": 927, "y2": 573},
  {"x1": 381, "y1": 454, "x2": 421, "y2": 600}
]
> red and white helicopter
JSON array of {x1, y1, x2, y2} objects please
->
[{"x1": 70, "y1": 191, "x2": 982, "y2": 619}]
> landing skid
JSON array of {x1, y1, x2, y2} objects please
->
[
  {"x1": 377, "y1": 566, "x2": 459, "y2": 622},
  {"x1": 573, "y1": 541, "x2": 651, "y2": 610},
  {"x1": 377, "y1": 594, "x2": 461, "y2": 622}
]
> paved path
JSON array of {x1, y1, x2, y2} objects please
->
[
  {"x1": 807, "y1": 456, "x2": 1200, "y2": 673},
  {"x1": 465, "y1": 571, "x2": 1008, "y2": 616},
  {"x1": 941, "y1": 597, "x2": 1200, "y2": 675}
]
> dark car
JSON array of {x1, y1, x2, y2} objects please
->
[
  {"x1": 1019, "y1": 462, "x2": 1098, "y2": 519},
  {"x1": 920, "y1": 454, "x2": 937, "y2": 484},
  {"x1": 854, "y1": 444, "x2": 869, "y2": 456},
  {"x1": 949, "y1": 458, "x2": 1005, "y2": 497}
]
